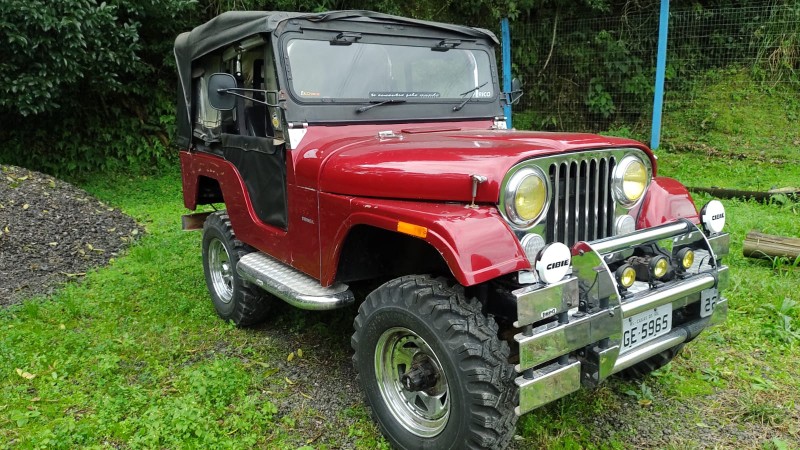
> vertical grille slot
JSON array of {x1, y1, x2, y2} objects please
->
[{"x1": 545, "y1": 156, "x2": 616, "y2": 247}]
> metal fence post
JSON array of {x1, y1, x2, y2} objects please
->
[
  {"x1": 650, "y1": 0, "x2": 670, "y2": 150},
  {"x1": 501, "y1": 17, "x2": 512, "y2": 129}
]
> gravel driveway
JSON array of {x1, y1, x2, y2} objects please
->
[{"x1": 0, "y1": 165, "x2": 142, "y2": 306}]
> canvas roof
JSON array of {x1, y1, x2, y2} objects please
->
[{"x1": 173, "y1": 10, "x2": 499, "y2": 146}]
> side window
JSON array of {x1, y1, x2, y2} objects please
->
[
  {"x1": 191, "y1": 55, "x2": 223, "y2": 143},
  {"x1": 224, "y1": 36, "x2": 282, "y2": 139},
  {"x1": 191, "y1": 35, "x2": 283, "y2": 143}
]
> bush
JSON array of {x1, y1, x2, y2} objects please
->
[{"x1": 0, "y1": 0, "x2": 193, "y2": 175}]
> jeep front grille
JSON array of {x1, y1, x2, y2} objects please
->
[{"x1": 545, "y1": 156, "x2": 616, "y2": 246}]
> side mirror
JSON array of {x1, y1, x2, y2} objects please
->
[
  {"x1": 207, "y1": 73, "x2": 237, "y2": 111},
  {"x1": 509, "y1": 77, "x2": 524, "y2": 105}
]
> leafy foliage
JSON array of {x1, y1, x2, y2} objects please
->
[
  {"x1": 0, "y1": 0, "x2": 193, "y2": 174},
  {"x1": 511, "y1": 0, "x2": 800, "y2": 132},
  {"x1": 0, "y1": 0, "x2": 797, "y2": 173}
]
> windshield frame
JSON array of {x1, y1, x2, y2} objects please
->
[
  {"x1": 274, "y1": 22, "x2": 503, "y2": 124},
  {"x1": 283, "y1": 34, "x2": 496, "y2": 106}
]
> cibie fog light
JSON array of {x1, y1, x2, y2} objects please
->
[
  {"x1": 612, "y1": 155, "x2": 648, "y2": 207},
  {"x1": 534, "y1": 242, "x2": 571, "y2": 284},
  {"x1": 650, "y1": 255, "x2": 669, "y2": 279},
  {"x1": 701, "y1": 200, "x2": 726, "y2": 234},
  {"x1": 615, "y1": 264, "x2": 636, "y2": 289},
  {"x1": 676, "y1": 247, "x2": 695, "y2": 271}
]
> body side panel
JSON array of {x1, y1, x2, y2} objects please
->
[{"x1": 180, "y1": 151, "x2": 321, "y2": 278}]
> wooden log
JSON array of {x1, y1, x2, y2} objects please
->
[
  {"x1": 688, "y1": 186, "x2": 799, "y2": 202},
  {"x1": 742, "y1": 231, "x2": 800, "y2": 260}
]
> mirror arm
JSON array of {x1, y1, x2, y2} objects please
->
[
  {"x1": 501, "y1": 89, "x2": 524, "y2": 105},
  {"x1": 217, "y1": 88, "x2": 281, "y2": 107}
]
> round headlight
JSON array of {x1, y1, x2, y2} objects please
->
[
  {"x1": 612, "y1": 155, "x2": 649, "y2": 207},
  {"x1": 504, "y1": 167, "x2": 549, "y2": 228}
]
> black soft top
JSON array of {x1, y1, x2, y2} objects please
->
[{"x1": 173, "y1": 10, "x2": 499, "y2": 147}]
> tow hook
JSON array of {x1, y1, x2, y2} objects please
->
[{"x1": 400, "y1": 357, "x2": 439, "y2": 392}]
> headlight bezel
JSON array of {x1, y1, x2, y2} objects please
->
[
  {"x1": 612, "y1": 154, "x2": 651, "y2": 208},
  {"x1": 500, "y1": 166, "x2": 551, "y2": 230}
]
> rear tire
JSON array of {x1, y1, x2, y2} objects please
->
[
  {"x1": 202, "y1": 211, "x2": 269, "y2": 327},
  {"x1": 352, "y1": 275, "x2": 517, "y2": 450}
]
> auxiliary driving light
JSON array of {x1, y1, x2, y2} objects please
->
[
  {"x1": 534, "y1": 242, "x2": 572, "y2": 284},
  {"x1": 676, "y1": 247, "x2": 695, "y2": 271},
  {"x1": 650, "y1": 255, "x2": 669, "y2": 279},
  {"x1": 700, "y1": 200, "x2": 726, "y2": 234},
  {"x1": 615, "y1": 264, "x2": 636, "y2": 289}
]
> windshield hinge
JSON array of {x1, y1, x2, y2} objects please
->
[
  {"x1": 287, "y1": 122, "x2": 308, "y2": 149},
  {"x1": 331, "y1": 32, "x2": 362, "y2": 45},
  {"x1": 492, "y1": 116, "x2": 508, "y2": 130},
  {"x1": 433, "y1": 39, "x2": 462, "y2": 51},
  {"x1": 378, "y1": 130, "x2": 402, "y2": 141}
]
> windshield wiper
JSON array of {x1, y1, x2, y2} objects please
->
[
  {"x1": 452, "y1": 82, "x2": 488, "y2": 112},
  {"x1": 355, "y1": 99, "x2": 407, "y2": 113}
]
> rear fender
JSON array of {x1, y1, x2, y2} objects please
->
[
  {"x1": 636, "y1": 177, "x2": 700, "y2": 229},
  {"x1": 319, "y1": 194, "x2": 529, "y2": 287}
]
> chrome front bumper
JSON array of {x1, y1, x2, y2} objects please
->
[{"x1": 513, "y1": 221, "x2": 729, "y2": 415}]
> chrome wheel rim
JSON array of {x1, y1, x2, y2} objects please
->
[
  {"x1": 208, "y1": 238, "x2": 234, "y2": 303},
  {"x1": 374, "y1": 327, "x2": 449, "y2": 437}
]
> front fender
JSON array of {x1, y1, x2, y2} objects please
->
[
  {"x1": 319, "y1": 193, "x2": 529, "y2": 287},
  {"x1": 636, "y1": 177, "x2": 700, "y2": 229}
]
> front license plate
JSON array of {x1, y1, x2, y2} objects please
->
[
  {"x1": 700, "y1": 288, "x2": 719, "y2": 318},
  {"x1": 622, "y1": 304, "x2": 672, "y2": 353}
]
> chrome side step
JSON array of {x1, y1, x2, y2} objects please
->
[{"x1": 237, "y1": 252, "x2": 354, "y2": 310}]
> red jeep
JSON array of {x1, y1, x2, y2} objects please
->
[{"x1": 175, "y1": 10, "x2": 730, "y2": 449}]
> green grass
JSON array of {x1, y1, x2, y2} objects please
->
[
  {"x1": 2, "y1": 137, "x2": 799, "y2": 447},
  {"x1": 662, "y1": 69, "x2": 800, "y2": 164},
  {"x1": 0, "y1": 170, "x2": 386, "y2": 449}
]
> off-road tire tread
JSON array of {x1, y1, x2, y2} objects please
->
[
  {"x1": 352, "y1": 275, "x2": 517, "y2": 450},
  {"x1": 203, "y1": 210, "x2": 269, "y2": 327}
]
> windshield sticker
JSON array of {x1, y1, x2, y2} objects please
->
[
  {"x1": 475, "y1": 90, "x2": 493, "y2": 98},
  {"x1": 370, "y1": 91, "x2": 441, "y2": 99},
  {"x1": 300, "y1": 90, "x2": 321, "y2": 97}
]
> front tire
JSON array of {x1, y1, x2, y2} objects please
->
[
  {"x1": 202, "y1": 211, "x2": 270, "y2": 327},
  {"x1": 352, "y1": 275, "x2": 517, "y2": 450}
]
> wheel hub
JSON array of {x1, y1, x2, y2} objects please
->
[
  {"x1": 374, "y1": 327, "x2": 450, "y2": 437},
  {"x1": 208, "y1": 238, "x2": 234, "y2": 303},
  {"x1": 400, "y1": 357, "x2": 439, "y2": 392}
]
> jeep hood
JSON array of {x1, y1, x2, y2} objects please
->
[{"x1": 312, "y1": 128, "x2": 649, "y2": 203}]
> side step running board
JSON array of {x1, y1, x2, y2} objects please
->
[{"x1": 237, "y1": 252, "x2": 355, "y2": 310}]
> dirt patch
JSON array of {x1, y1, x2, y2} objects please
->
[{"x1": 0, "y1": 165, "x2": 142, "y2": 305}]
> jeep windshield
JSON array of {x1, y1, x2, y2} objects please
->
[{"x1": 284, "y1": 38, "x2": 495, "y2": 105}]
